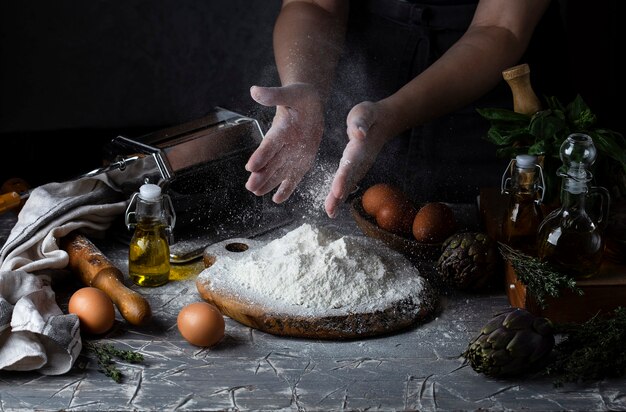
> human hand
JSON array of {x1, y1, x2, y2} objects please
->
[
  {"x1": 325, "y1": 100, "x2": 394, "y2": 218},
  {"x1": 246, "y1": 83, "x2": 324, "y2": 203}
]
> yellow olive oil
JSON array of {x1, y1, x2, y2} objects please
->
[
  {"x1": 129, "y1": 221, "x2": 170, "y2": 287},
  {"x1": 126, "y1": 184, "x2": 173, "y2": 287}
]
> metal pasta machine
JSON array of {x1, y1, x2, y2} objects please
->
[{"x1": 90, "y1": 107, "x2": 292, "y2": 262}]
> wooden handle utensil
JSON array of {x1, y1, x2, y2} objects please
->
[{"x1": 62, "y1": 232, "x2": 152, "y2": 326}]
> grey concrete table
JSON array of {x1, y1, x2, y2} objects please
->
[{"x1": 1, "y1": 208, "x2": 625, "y2": 412}]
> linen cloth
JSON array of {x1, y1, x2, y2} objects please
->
[{"x1": 0, "y1": 176, "x2": 126, "y2": 375}]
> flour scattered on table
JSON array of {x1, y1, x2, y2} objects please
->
[{"x1": 198, "y1": 223, "x2": 430, "y2": 315}]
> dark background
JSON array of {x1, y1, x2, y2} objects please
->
[
  {"x1": 0, "y1": 1, "x2": 623, "y2": 188},
  {"x1": 0, "y1": 1, "x2": 282, "y2": 186}
]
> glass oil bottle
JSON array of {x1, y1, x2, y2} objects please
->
[
  {"x1": 501, "y1": 154, "x2": 545, "y2": 255},
  {"x1": 537, "y1": 133, "x2": 610, "y2": 278},
  {"x1": 125, "y1": 183, "x2": 176, "y2": 287}
]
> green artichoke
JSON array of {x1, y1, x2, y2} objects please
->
[
  {"x1": 436, "y1": 232, "x2": 498, "y2": 290},
  {"x1": 463, "y1": 308, "x2": 555, "y2": 377}
]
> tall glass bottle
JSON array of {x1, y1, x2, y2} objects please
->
[
  {"x1": 501, "y1": 154, "x2": 545, "y2": 255},
  {"x1": 125, "y1": 183, "x2": 176, "y2": 287},
  {"x1": 537, "y1": 133, "x2": 610, "y2": 278}
]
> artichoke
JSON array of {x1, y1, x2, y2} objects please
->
[
  {"x1": 463, "y1": 308, "x2": 555, "y2": 377},
  {"x1": 436, "y1": 232, "x2": 498, "y2": 290}
]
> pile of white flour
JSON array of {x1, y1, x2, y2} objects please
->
[{"x1": 199, "y1": 223, "x2": 427, "y2": 315}]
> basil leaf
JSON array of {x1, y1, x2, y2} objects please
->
[
  {"x1": 545, "y1": 96, "x2": 565, "y2": 112},
  {"x1": 529, "y1": 113, "x2": 567, "y2": 152},
  {"x1": 484, "y1": 127, "x2": 534, "y2": 146},
  {"x1": 529, "y1": 140, "x2": 547, "y2": 155},
  {"x1": 476, "y1": 108, "x2": 529, "y2": 125},
  {"x1": 566, "y1": 95, "x2": 588, "y2": 118},
  {"x1": 566, "y1": 95, "x2": 596, "y2": 129},
  {"x1": 484, "y1": 128, "x2": 508, "y2": 145}
]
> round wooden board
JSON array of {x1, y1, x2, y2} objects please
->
[{"x1": 196, "y1": 236, "x2": 438, "y2": 340}]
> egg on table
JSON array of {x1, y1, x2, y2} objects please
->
[
  {"x1": 68, "y1": 287, "x2": 116, "y2": 335},
  {"x1": 177, "y1": 302, "x2": 225, "y2": 347}
]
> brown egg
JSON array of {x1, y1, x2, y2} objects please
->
[
  {"x1": 376, "y1": 199, "x2": 417, "y2": 235},
  {"x1": 177, "y1": 302, "x2": 225, "y2": 347},
  {"x1": 68, "y1": 287, "x2": 115, "y2": 335},
  {"x1": 361, "y1": 183, "x2": 405, "y2": 217},
  {"x1": 412, "y1": 202, "x2": 457, "y2": 243}
]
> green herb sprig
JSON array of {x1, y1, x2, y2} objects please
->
[
  {"x1": 85, "y1": 341, "x2": 144, "y2": 383},
  {"x1": 498, "y1": 242, "x2": 583, "y2": 309},
  {"x1": 545, "y1": 307, "x2": 626, "y2": 386}
]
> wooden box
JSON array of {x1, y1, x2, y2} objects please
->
[{"x1": 480, "y1": 187, "x2": 626, "y2": 323}]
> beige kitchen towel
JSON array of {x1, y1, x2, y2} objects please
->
[{"x1": 0, "y1": 176, "x2": 126, "y2": 375}]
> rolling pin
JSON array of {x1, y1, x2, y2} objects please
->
[
  {"x1": 0, "y1": 177, "x2": 30, "y2": 214},
  {"x1": 61, "y1": 232, "x2": 152, "y2": 326},
  {"x1": 0, "y1": 191, "x2": 24, "y2": 214}
]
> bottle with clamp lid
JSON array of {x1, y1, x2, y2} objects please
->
[
  {"x1": 501, "y1": 154, "x2": 545, "y2": 255},
  {"x1": 125, "y1": 183, "x2": 176, "y2": 287},
  {"x1": 537, "y1": 133, "x2": 610, "y2": 278}
]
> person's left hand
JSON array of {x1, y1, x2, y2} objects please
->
[{"x1": 325, "y1": 100, "x2": 395, "y2": 218}]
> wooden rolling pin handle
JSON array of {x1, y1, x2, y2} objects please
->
[
  {"x1": 62, "y1": 232, "x2": 152, "y2": 326},
  {"x1": 502, "y1": 63, "x2": 542, "y2": 116}
]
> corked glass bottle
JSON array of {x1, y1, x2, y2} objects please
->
[
  {"x1": 125, "y1": 183, "x2": 176, "y2": 287},
  {"x1": 501, "y1": 154, "x2": 545, "y2": 255},
  {"x1": 500, "y1": 64, "x2": 545, "y2": 255}
]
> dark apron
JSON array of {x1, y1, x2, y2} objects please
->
[{"x1": 323, "y1": 0, "x2": 513, "y2": 203}]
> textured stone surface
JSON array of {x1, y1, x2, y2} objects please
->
[{"x1": 1, "y1": 209, "x2": 625, "y2": 411}]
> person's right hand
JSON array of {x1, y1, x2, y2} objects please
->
[
  {"x1": 246, "y1": 83, "x2": 324, "y2": 204},
  {"x1": 325, "y1": 100, "x2": 397, "y2": 218}
]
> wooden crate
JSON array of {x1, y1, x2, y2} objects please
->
[{"x1": 480, "y1": 187, "x2": 626, "y2": 323}]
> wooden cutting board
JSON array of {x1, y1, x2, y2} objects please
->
[
  {"x1": 480, "y1": 187, "x2": 626, "y2": 323},
  {"x1": 196, "y1": 237, "x2": 438, "y2": 339}
]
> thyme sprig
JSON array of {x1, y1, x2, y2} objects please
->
[
  {"x1": 545, "y1": 307, "x2": 626, "y2": 386},
  {"x1": 498, "y1": 242, "x2": 583, "y2": 309},
  {"x1": 85, "y1": 341, "x2": 144, "y2": 383}
]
